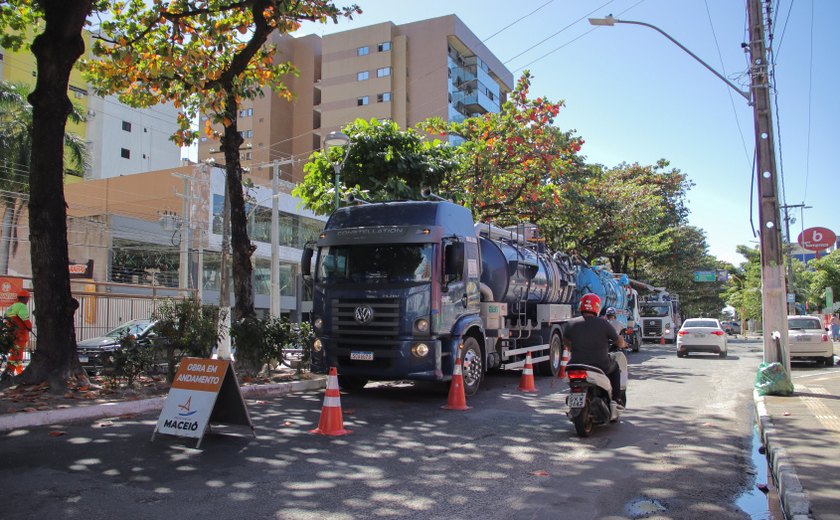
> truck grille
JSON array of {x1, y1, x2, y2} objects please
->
[
  {"x1": 644, "y1": 320, "x2": 662, "y2": 335},
  {"x1": 331, "y1": 298, "x2": 403, "y2": 369}
]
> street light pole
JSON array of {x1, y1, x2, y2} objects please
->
[
  {"x1": 323, "y1": 131, "x2": 352, "y2": 210},
  {"x1": 589, "y1": 0, "x2": 789, "y2": 371}
]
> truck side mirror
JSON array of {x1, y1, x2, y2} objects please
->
[{"x1": 301, "y1": 246, "x2": 314, "y2": 281}]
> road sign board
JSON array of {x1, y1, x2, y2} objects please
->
[
  {"x1": 694, "y1": 271, "x2": 716, "y2": 282},
  {"x1": 797, "y1": 227, "x2": 836, "y2": 251}
]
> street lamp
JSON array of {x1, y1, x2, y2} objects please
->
[
  {"x1": 323, "y1": 131, "x2": 352, "y2": 209},
  {"x1": 588, "y1": 4, "x2": 789, "y2": 376}
]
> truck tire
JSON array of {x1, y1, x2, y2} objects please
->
[
  {"x1": 460, "y1": 337, "x2": 483, "y2": 397},
  {"x1": 631, "y1": 333, "x2": 640, "y2": 353},
  {"x1": 535, "y1": 333, "x2": 562, "y2": 377}
]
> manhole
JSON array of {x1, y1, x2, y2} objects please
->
[{"x1": 625, "y1": 498, "x2": 667, "y2": 517}]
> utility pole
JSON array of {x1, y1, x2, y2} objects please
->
[
  {"x1": 780, "y1": 202, "x2": 809, "y2": 314},
  {"x1": 748, "y1": 0, "x2": 789, "y2": 372},
  {"x1": 174, "y1": 173, "x2": 193, "y2": 293}
]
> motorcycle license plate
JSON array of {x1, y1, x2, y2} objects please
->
[
  {"x1": 350, "y1": 351, "x2": 374, "y2": 361},
  {"x1": 568, "y1": 393, "x2": 586, "y2": 408},
  {"x1": 78, "y1": 355, "x2": 88, "y2": 363}
]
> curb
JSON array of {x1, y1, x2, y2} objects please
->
[
  {"x1": 0, "y1": 377, "x2": 326, "y2": 433},
  {"x1": 753, "y1": 389, "x2": 813, "y2": 520}
]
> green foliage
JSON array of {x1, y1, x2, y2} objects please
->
[
  {"x1": 293, "y1": 118, "x2": 459, "y2": 215},
  {"x1": 230, "y1": 315, "x2": 313, "y2": 377},
  {"x1": 104, "y1": 332, "x2": 158, "y2": 387},
  {"x1": 723, "y1": 245, "x2": 763, "y2": 322},
  {"x1": 807, "y1": 249, "x2": 840, "y2": 312},
  {"x1": 151, "y1": 298, "x2": 222, "y2": 382}
]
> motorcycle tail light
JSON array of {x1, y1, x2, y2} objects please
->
[{"x1": 567, "y1": 370, "x2": 587, "y2": 380}]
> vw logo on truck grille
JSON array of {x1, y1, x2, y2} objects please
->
[{"x1": 354, "y1": 305, "x2": 374, "y2": 324}]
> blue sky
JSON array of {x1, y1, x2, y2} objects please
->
[{"x1": 292, "y1": 0, "x2": 837, "y2": 266}]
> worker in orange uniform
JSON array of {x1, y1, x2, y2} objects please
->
[{"x1": 3, "y1": 289, "x2": 32, "y2": 376}]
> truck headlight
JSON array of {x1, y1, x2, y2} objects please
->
[
  {"x1": 312, "y1": 339, "x2": 323, "y2": 352},
  {"x1": 411, "y1": 343, "x2": 430, "y2": 358},
  {"x1": 313, "y1": 317, "x2": 323, "y2": 331},
  {"x1": 415, "y1": 318, "x2": 429, "y2": 333}
]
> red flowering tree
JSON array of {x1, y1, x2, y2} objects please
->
[{"x1": 419, "y1": 71, "x2": 585, "y2": 225}]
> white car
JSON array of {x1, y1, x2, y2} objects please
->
[
  {"x1": 676, "y1": 318, "x2": 728, "y2": 358},
  {"x1": 787, "y1": 315, "x2": 834, "y2": 366}
]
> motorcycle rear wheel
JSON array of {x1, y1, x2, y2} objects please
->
[{"x1": 572, "y1": 397, "x2": 594, "y2": 437}]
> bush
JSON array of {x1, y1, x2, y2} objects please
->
[
  {"x1": 103, "y1": 332, "x2": 158, "y2": 387},
  {"x1": 231, "y1": 316, "x2": 314, "y2": 377},
  {"x1": 152, "y1": 298, "x2": 223, "y2": 383}
]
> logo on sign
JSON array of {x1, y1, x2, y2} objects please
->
[
  {"x1": 177, "y1": 396, "x2": 197, "y2": 417},
  {"x1": 354, "y1": 305, "x2": 374, "y2": 324},
  {"x1": 797, "y1": 227, "x2": 836, "y2": 251}
]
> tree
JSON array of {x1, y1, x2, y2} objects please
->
[
  {"x1": 85, "y1": 0, "x2": 359, "y2": 321},
  {"x1": 0, "y1": 0, "x2": 102, "y2": 390},
  {"x1": 724, "y1": 245, "x2": 763, "y2": 323},
  {"x1": 419, "y1": 71, "x2": 585, "y2": 225},
  {"x1": 807, "y1": 250, "x2": 840, "y2": 313},
  {"x1": 293, "y1": 118, "x2": 459, "y2": 215},
  {"x1": 0, "y1": 81, "x2": 89, "y2": 274}
]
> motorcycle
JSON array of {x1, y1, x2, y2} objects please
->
[{"x1": 565, "y1": 349, "x2": 628, "y2": 437}]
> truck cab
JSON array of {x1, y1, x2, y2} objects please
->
[{"x1": 302, "y1": 201, "x2": 482, "y2": 391}]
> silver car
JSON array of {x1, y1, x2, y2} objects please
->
[
  {"x1": 676, "y1": 318, "x2": 728, "y2": 358},
  {"x1": 787, "y1": 315, "x2": 834, "y2": 366}
]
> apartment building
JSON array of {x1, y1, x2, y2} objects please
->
[
  {"x1": 0, "y1": 31, "x2": 182, "y2": 181},
  {"x1": 197, "y1": 14, "x2": 513, "y2": 184}
]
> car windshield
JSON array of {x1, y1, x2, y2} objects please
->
[
  {"x1": 317, "y1": 244, "x2": 434, "y2": 284},
  {"x1": 788, "y1": 318, "x2": 822, "y2": 330},
  {"x1": 104, "y1": 320, "x2": 153, "y2": 338},
  {"x1": 683, "y1": 320, "x2": 719, "y2": 329},
  {"x1": 641, "y1": 304, "x2": 671, "y2": 317}
]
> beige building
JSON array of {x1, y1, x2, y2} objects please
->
[{"x1": 198, "y1": 14, "x2": 513, "y2": 184}]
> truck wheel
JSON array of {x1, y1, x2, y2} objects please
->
[
  {"x1": 536, "y1": 333, "x2": 562, "y2": 377},
  {"x1": 338, "y1": 375, "x2": 368, "y2": 392},
  {"x1": 460, "y1": 337, "x2": 483, "y2": 397}
]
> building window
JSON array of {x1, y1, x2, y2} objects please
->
[
  {"x1": 247, "y1": 130, "x2": 253, "y2": 138},
  {"x1": 376, "y1": 67, "x2": 391, "y2": 78},
  {"x1": 247, "y1": 108, "x2": 253, "y2": 116},
  {"x1": 357, "y1": 96, "x2": 369, "y2": 106},
  {"x1": 378, "y1": 41, "x2": 391, "y2": 52},
  {"x1": 121, "y1": 121, "x2": 132, "y2": 132},
  {"x1": 120, "y1": 148, "x2": 130, "y2": 159},
  {"x1": 377, "y1": 92, "x2": 391, "y2": 103},
  {"x1": 357, "y1": 71, "x2": 369, "y2": 81},
  {"x1": 357, "y1": 46, "x2": 369, "y2": 56}
]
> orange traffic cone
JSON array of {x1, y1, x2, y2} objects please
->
[
  {"x1": 518, "y1": 351, "x2": 537, "y2": 392},
  {"x1": 310, "y1": 367, "x2": 351, "y2": 436},
  {"x1": 660, "y1": 335, "x2": 665, "y2": 346},
  {"x1": 558, "y1": 346, "x2": 570, "y2": 379},
  {"x1": 442, "y1": 355, "x2": 471, "y2": 410}
]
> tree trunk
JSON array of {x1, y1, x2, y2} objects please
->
[
  {"x1": 221, "y1": 91, "x2": 255, "y2": 321},
  {"x1": 22, "y1": 1, "x2": 91, "y2": 391}
]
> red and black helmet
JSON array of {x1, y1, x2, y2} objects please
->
[{"x1": 579, "y1": 293, "x2": 601, "y2": 315}]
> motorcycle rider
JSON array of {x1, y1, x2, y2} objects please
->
[
  {"x1": 563, "y1": 294, "x2": 626, "y2": 404},
  {"x1": 605, "y1": 307, "x2": 624, "y2": 335}
]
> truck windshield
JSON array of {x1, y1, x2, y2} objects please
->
[
  {"x1": 641, "y1": 304, "x2": 671, "y2": 317},
  {"x1": 317, "y1": 244, "x2": 434, "y2": 284}
]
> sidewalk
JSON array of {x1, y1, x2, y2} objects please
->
[
  {"x1": 0, "y1": 376, "x2": 326, "y2": 433},
  {"x1": 754, "y1": 352, "x2": 840, "y2": 520}
]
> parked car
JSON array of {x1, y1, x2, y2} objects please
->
[
  {"x1": 676, "y1": 318, "x2": 728, "y2": 358},
  {"x1": 721, "y1": 320, "x2": 741, "y2": 335},
  {"x1": 77, "y1": 319, "x2": 162, "y2": 373},
  {"x1": 787, "y1": 315, "x2": 834, "y2": 366}
]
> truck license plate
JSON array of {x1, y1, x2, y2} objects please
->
[
  {"x1": 568, "y1": 393, "x2": 586, "y2": 408},
  {"x1": 350, "y1": 351, "x2": 374, "y2": 361}
]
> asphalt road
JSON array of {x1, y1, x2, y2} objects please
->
[{"x1": 0, "y1": 340, "x2": 766, "y2": 520}]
